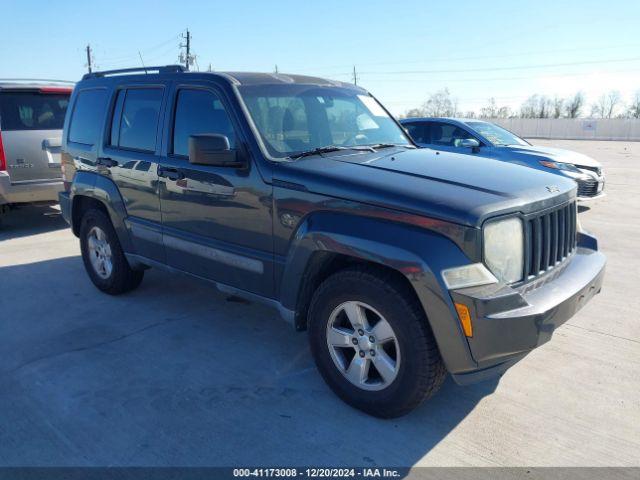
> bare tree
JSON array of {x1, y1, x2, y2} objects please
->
[
  {"x1": 403, "y1": 108, "x2": 425, "y2": 118},
  {"x1": 592, "y1": 90, "x2": 622, "y2": 118},
  {"x1": 520, "y1": 95, "x2": 553, "y2": 118},
  {"x1": 627, "y1": 91, "x2": 640, "y2": 118},
  {"x1": 552, "y1": 97, "x2": 564, "y2": 118},
  {"x1": 564, "y1": 92, "x2": 584, "y2": 118},
  {"x1": 421, "y1": 88, "x2": 458, "y2": 117}
]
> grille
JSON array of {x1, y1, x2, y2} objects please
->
[
  {"x1": 577, "y1": 179, "x2": 599, "y2": 197},
  {"x1": 525, "y1": 202, "x2": 577, "y2": 279}
]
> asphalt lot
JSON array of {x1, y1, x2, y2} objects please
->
[{"x1": 0, "y1": 140, "x2": 638, "y2": 467}]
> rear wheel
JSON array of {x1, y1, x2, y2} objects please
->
[
  {"x1": 308, "y1": 266, "x2": 446, "y2": 418},
  {"x1": 79, "y1": 209, "x2": 143, "y2": 294}
]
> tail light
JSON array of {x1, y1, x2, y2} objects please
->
[
  {"x1": 39, "y1": 87, "x2": 73, "y2": 95},
  {"x1": 0, "y1": 130, "x2": 6, "y2": 171}
]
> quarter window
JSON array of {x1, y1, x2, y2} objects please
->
[
  {"x1": 68, "y1": 89, "x2": 108, "y2": 145},
  {"x1": 112, "y1": 88, "x2": 163, "y2": 152},
  {"x1": 172, "y1": 89, "x2": 236, "y2": 157}
]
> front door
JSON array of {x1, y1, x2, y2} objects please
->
[{"x1": 158, "y1": 84, "x2": 273, "y2": 298}]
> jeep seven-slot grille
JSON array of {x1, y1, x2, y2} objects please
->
[{"x1": 525, "y1": 202, "x2": 577, "y2": 279}]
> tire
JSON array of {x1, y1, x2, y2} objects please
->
[
  {"x1": 308, "y1": 266, "x2": 446, "y2": 418},
  {"x1": 79, "y1": 208, "x2": 144, "y2": 295}
]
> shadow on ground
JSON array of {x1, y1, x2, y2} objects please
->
[
  {"x1": 0, "y1": 254, "x2": 498, "y2": 467},
  {"x1": 0, "y1": 204, "x2": 67, "y2": 241}
]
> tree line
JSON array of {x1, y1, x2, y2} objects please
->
[{"x1": 402, "y1": 89, "x2": 640, "y2": 119}]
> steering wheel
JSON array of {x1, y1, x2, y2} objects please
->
[{"x1": 342, "y1": 133, "x2": 369, "y2": 146}]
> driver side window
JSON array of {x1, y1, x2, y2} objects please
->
[{"x1": 430, "y1": 122, "x2": 477, "y2": 148}]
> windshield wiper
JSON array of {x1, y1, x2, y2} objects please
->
[
  {"x1": 367, "y1": 143, "x2": 415, "y2": 150},
  {"x1": 289, "y1": 145, "x2": 374, "y2": 160}
]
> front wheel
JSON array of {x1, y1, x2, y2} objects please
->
[
  {"x1": 79, "y1": 208, "x2": 144, "y2": 295},
  {"x1": 308, "y1": 266, "x2": 446, "y2": 418}
]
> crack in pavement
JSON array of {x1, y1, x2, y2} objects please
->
[
  {"x1": 564, "y1": 322, "x2": 640, "y2": 345},
  {"x1": 1, "y1": 316, "x2": 183, "y2": 378}
]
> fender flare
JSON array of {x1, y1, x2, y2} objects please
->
[
  {"x1": 70, "y1": 171, "x2": 134, "y2": 252},
  {"x1": 278, "y1": 211, "x2": 478, "y2": 373}
]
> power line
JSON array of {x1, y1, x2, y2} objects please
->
[
  {"x1": 358, "y1": 67, "x2": 640, "y2": 84},
  {"x1": 289, "y1": 42, "x2": 640, "y2": 72},
  {"x1": 357, "y1": 56, "x2": 640, "y2": 76}
]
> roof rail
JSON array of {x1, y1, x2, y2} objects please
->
[
  {"x1": 82, "y1": 65, "x2": 186, "y2": 80},
  {"x1": 0, "y1": 78, "x2": 75, "y2": 84}
]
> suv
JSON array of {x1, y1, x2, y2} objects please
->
[
  {"x1": 59, "y1": 66, "x2": 605, "y2": 418},
  {"x1": 0, "y1": 80, "x2": 73, "y2": 221}
]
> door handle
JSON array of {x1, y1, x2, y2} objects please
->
[
  {"x1": 96, "y1": 157, "x2": 119, "y2": 167},
  {"x1": 158, "y1": 166, "x2": 185, "y2": 181}
]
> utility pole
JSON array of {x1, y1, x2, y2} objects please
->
[
  {"x1": 180, "y1": 29, "x2": 192, "y2": 70},
  {"x1": 86, "y1": 44, "x2": 93, "y2": 73},
  {"x1": 352, "y1": 65, "x2": 358, "y2": 85}
]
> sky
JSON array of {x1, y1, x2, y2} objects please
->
[{"x1": 2, "y1": 0, "x2": 639, "y2": 116}]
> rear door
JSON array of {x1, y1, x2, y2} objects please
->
[
  {"x1": 101, "y1": 84, "x2": 167, "y2": 262},
  {"x1": 0, "y1": 88, "x2": 71, "y2": 182}
]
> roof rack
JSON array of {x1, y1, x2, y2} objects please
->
[{"x1": 83, "y1": 65, "x2": 186, "y2": 80}]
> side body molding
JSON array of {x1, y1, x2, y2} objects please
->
[{"x1": 277, "y1": 211, "x2": 479, "y2": 374}]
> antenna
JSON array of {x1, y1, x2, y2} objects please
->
[{"x1": 138, "y1": 51, "x2": 148, "y2": 73}]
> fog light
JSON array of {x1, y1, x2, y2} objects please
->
[{"x1": 454, "y1": 303, "x2": 473, "y2": 337}]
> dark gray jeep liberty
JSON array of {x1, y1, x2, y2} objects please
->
[{"x1": 59, "y1": 66, "x2": 605, "y2": 417}]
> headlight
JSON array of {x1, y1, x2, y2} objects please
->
[
  {"x1": 539, "y1": 160, "x2": 580, "y2": 172},
  {"x1": 483, "y1": 217, "x2": 524, "y2": 284}
]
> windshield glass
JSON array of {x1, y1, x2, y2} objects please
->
[
  {"x1": 466, "y1": 121, "x2": 529, "y2": 146},
  {"x1": 238, "y1": 84, "x2": 410, "y2": 158}
]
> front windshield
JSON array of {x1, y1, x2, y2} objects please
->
[
  {"x1": 466, "y1": 121, "x2": 529, "y2": 146},
  {"x1": 238, "y1": 84, "x2": 411, "y2": 158}
]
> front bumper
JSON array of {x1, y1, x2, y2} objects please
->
[
  {"x1": 0, "y1": 171, "x2": 63, "y2": 206},
  {"x1": 449, "y1": 233, "x2": 605, "y2": 385}
]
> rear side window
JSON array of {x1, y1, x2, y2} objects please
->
[
  {"x1": 112, "y1": 88, "x2": 163, "y2": 152},
  {"x1": 0, "y1": 92, "x2": 69, "y2": 131},
  {"x1": 68, "y1": 89, "x2": 108, "y2": 145},
  {"x1": 172, "y1": 89, "x2": 236, "y2": 157}
]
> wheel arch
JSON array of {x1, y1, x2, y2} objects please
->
[
  {"x1": 70, "y1": 171, "x2": 134, "y2": 252},
  {"x1": 278, "y1": 211, "x2": 479, "y2": 374}
]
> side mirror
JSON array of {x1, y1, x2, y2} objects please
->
[
  {"x1": 460, "y1": 138, "x2": 480, "y2": 148},
  {"x1": 188, "y1": 134, "x2": 243, "y2": 167},
  {"x1": 459, "y1": 138, "x2": 481, "y2": 153}
]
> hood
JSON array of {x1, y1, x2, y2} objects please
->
[
  {"x1": 274, "y1": 147, "x2": 577, "y2": 227},
  {"x1": 504, "y1": 144, "x2": 601, "y2": 168}
]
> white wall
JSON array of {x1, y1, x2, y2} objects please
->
[{"x1": 489, "y1": 118, "x2": 640, "y2": 141}]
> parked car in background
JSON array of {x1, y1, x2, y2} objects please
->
[
  {"x1": 0, "y1": 80, "x2": 73, "y2": 223},
  {"x1": 59, "y1": 66, "x2": 604, "y2": 417},
  {"x1": 400, "y1": 118, "x2": 605, "y2": 201}
]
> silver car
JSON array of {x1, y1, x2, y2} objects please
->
[{"x1": 0, "y1": 80, "x2": 73, "y2": 222}]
